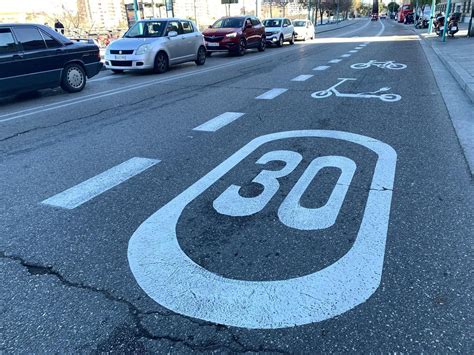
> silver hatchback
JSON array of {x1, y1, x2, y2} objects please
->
[{"x1": 105, "y1": 18, "x2": 206, "y2": 74}]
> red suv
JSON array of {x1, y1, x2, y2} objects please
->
[{"x1": 203, "y1": 16, "x2": 265, "y2": 56}]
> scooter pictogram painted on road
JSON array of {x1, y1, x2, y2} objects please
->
[
  {"x1": 311, "y1": 78, "x2": 402, "y2": 102},
  {"x1": 128, "y1": 130, "x2": 397, "y2": 329},
  {"x1": 351, "y1": 60, "x2": 407, "y2": 70}
]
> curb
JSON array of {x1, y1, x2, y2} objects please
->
[
  {"x1": 430, "y1": 45, "x2": 474, "y2": 104},
  {"x1": 316, "y1": 21, "x2": 356, "y2": 34}
]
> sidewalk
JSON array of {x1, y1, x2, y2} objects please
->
[{"x1": 416, "y1": 24, "x2": 474, "y2": 103}]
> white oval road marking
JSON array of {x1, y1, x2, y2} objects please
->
[
  {"x1": 128, "y1": 130, "x2": 397, "y2": 329},
  {"x1": 328, "y1": 59, "x2": 342, "y2": 63}
]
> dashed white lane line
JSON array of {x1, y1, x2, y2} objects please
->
[
  {"x1": 313, "y1": 65, "x2": 330, "y2": 71},
  {"x1": 193, "y1": 112, "x2": 245, "y2": 132},
  {"x1": 256, "y1": 88, "x2": 288, "y2": 100},
  {"x1": 355, "y1": 46, "x2": 363, "y2": 50},
  {"x1": 341, "y1": 54, "x2": 351, "y2": 58},
  {"x1": 329, "y1": 59, "x2": 342, "y2": 64},
  {"x1": 41, "y1": 157, "x2": 160, "y2": 209},
  {"x1": 349, "y1": 50, "x2": 358, "y2": 53},
  {"x1": 291, "y1": 74, "x2": 314, "y2": 82}
]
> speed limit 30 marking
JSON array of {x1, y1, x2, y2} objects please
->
[{"x1": 128, "y1": 130, "x2": 397, "y2": 329}]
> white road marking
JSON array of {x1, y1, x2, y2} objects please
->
[
  {"x1": 256, "y1": 88, "x2": 288, "y2": 100},
  {"x1": 313, "y1": 65, "x2": 330, "y2": 71},
  {"x1": 355, "y1": 46, "x2": 364, "y2": 49},
  {"x1": 359, "y1": 44, "x2": 367, "y2": 47},
  {"x1": 128, "y1": 130, "x2": 398, "y2": 329},
  {"x1": 341, "y1": 54, "x2": 351, "y2": 58},
  {"x1": 193, "y1": 112, "x2": 245, "y2": 132},
  {"x1": 349, "y1": 50, "x2": 358, "y2": 53},
  {"x1": 291, "y1": 74, "x2": 314, "y2": 82},
  {"x1": 311, "y1": 77, "x2": 401, "y2": 102},
  {"x1": 351, "y1": 60, "x2": 407, "y2": 70},
  {"x1": 42, "y1": 157, "x2": 159, "y2": 209},
  {"x1": 329, "y1": 59, "x2": 342, "y2": 63}
]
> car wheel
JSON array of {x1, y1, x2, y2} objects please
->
[
  {"x1": 195, "y1": 46, "x2": 206, "y2": 65},
  {"x1": 237, "y1": 38, "x2": 246, "y2": 56},
  {"x1": 61, "y1": 63, "x2": 86, "y2": 93},
  {"x1": 277, "y1": 35, "x2": 283, "y2": 47},
  {"x1": 153, "y1": 51, "x2": 169, "y2": 74},
  {"x1": 258, "y1": 37, "x2": 266, "y2": 52},
  {"x1": 289, "y1": 34, "x2": 295, "y2": 45},
  {"x1": 111, "y1": 69, "x2": 124, "y2": 74}
]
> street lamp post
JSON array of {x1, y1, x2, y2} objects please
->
[
  {"x1": 441, "y1": 0, "x2": 452, "y2": 42},
  {"x1": 133, "y1": 0, "x2": 139, "y2": 21},
  {"x1": 428, "y1": 0, "x2": 436, "y2": 33},
  {"x1": 414, "y1": 0, "x2": 419, "y2": 28}
]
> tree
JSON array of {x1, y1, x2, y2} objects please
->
[{"x1": 387, "y1": 1, "x2": 399, "y2": 13}]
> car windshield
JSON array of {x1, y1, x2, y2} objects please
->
[
  {"x1": 293, "y1": 21, "x2": 306, "y2": 27},
  {"x1": 212, "y1": 18, "x2": 244, "y2": 28},
  {"x1": 124, "y1": 21, "x2": 165, "y2": 38},
  {"x1": 263, "y1": 19, "x2": 282, "y2": 27}
]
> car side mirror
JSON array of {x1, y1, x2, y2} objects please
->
[
  {"x1": 208, "y1": 25, "x2": 213, "y2": 28},
  {"x1": 168, "y1": 31, "x2": 178, "y2": 37},
  {"x1": 245, "y1": 23, "x2": 252, "y2": 29},
  {"x1": 283, "y1": 23, "x2": 288, "y2": 27}
]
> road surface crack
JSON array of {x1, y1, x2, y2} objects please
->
[{"x1": 1, "y1": 251, "x2": 288, "y2": 352}]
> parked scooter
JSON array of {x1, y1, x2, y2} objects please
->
[
  {"x1": 415, "y1": 16, "x2": 429, "y2": 28},
  {"x1": 434, "y1": 12, "x2": 460, "y2": 37}
]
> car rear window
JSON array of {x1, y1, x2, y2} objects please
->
[
  {"x1": 293, "y1": 21, "x2": 306, "y2": 27},
  {"x1": 13, "y1": 27, "x2": 46, "y2": 51},
  {"x1": 0, "y1": 28, "x2": 18, "y2": 54},
  {"x1": 41, "y1": 30, "x2": 62, "y2": 48},
  {"x1": 263, "y1": 19, "x2": 282, "y2": 27}
]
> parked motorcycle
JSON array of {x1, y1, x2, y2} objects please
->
[
  {"x1": 434, "y1": 12, "x2": 460, "y2": 37},
  {"x1": 404, "y1": 13, "x2": 415, "y2": 24},
  {"x1": 415, "y1": 16, "x2": 429, "y2": 29}
]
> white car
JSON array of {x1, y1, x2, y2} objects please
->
[
  {"x1": 105, "y1": 18, "x2": 206, "y2": 74},
  {"x1": 263, "y1": 18, "x2": 295, "y2": 46},
  {"x1": 293, "y1": 19, "x2": 315, "y2": 41}
]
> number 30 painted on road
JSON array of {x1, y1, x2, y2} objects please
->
[{"x1": 128, "y1": 130, "x2": 397, "y2": 329}]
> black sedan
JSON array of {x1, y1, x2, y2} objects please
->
[{"x1": 0, "y1": 24, "x2": 102, "y2": 97}]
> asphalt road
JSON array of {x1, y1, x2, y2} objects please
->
[{"x1": 1, "y1": 19, "x2": 473, "y2": 352}]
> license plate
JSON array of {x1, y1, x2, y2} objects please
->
[
  {"x1": 207, "y1": 42, "x2": 219, "y2": 47},
  {"x1": 115, "y1": 55, "x2": 127, "y2": 60}
]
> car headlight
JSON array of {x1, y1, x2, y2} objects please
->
[
  {"x1": 225, "y1": 32, "x2": 238, "y2": 38},
  {"x1": 136, "y1": 44, "x2": 152, "y2": 55}
]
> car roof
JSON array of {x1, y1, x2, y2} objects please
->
[
  {"x1": 137, "y1": 18, "x2": 188, "y2": 22},
  {"x1": 0, "y1": 23, "x2": 73, "y2": 44}
]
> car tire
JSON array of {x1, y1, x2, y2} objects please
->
[
  {"x1": 111, "y1": 69, "x2": 124, "y2": 74},
  {"x1": 237, "y1": 38, "x2": 246, "y2": 56},
  {"x1": 289, "y1": 34, "x2": 295, "y2": 45},
  {"x1": 258, "y1": 37, "x2": 266, "y2": 52},
  {"x1": 277, "y1": 35, "x2": 283, "y2": 47},
  {"x1": 195, "y1": 46, "x2": 206, "y2": 65},
  {"x1": 61, "y1": 63, "x2": 86, "y2": 93},
  {"x1": 153, "y1": 51, "x2": 169, "y2": 74}
]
